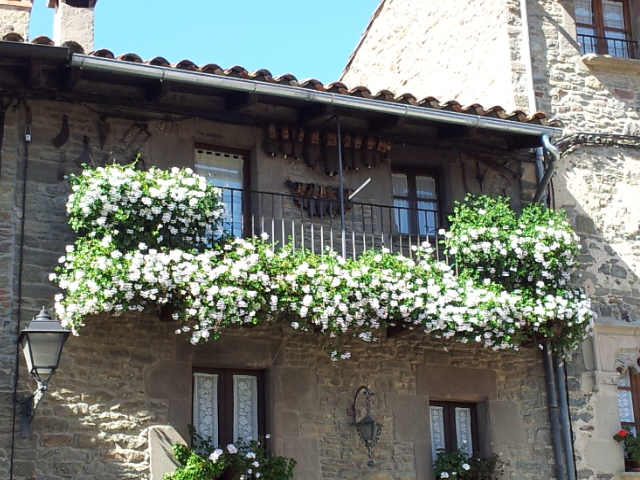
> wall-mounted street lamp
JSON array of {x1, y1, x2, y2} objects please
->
[
  {"x1": 350, "y1": 386, "x2": 383, "y2": 466},
  {"x1": 17, "y1": 308, "x2": 70, "y2": 437}
]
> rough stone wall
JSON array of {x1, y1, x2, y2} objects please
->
[
  {"x1": 342, "y1": 0, "x2": 640, "y2": 476},
  {"x1": 13, "y1": 314, "x2": 555, "y2": 480},
  {"x1": 0, "y1": 96, "x2": 550, "y2": 479},
  {"x1": 526, "y1": 2, "x2": 640, "y2": 476},
  {"x1": 340, "y1": 0, "x2": 522, "y2": 110},
  {"x1": 552, "y1": 145, "x2": 640, "y2": 478},
  {"x1": 53, "y1": 1, "x2": 95, "y2": 53},
  {"x1": 0, "y1": 101, "x2": 19, "y2": 480},
  {"x1": 527, "y1": 0, "x2": 640, "y2": 134},
  {"x1": 0, "y1": 2, "x2": 31, "y2": 39}
]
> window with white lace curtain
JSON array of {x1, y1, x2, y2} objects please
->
[
  {"x1": 618, "y1": 369, "x2": 640, "y2": 434},
  {"x1": 192, "y1": 369, "x2": 264, "y2": 446},
  {"x1": 430, "y1": 401, "x2": 479, "y2": 461}
]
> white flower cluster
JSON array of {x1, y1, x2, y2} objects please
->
[
  {"x1": 66, "y1": 163, "x2": 225, "y2": 251},
  {"x1": 52, "y1": 169, "x2": 594, "y2": 354}
]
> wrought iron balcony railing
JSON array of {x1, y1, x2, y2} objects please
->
[
  {"x1": 578, "y1": 33, "x2": 637, "y2": 58},
  {"x1": 219, "y1": 187, "x2": 451, "y2": 262}
]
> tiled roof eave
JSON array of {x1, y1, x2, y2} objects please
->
[
  {"x1": 69, "y1": 53, "x2": 562, "y2": 139},
  {"x1": 0, "y1": 37, "x2": 562, "y2": 137}
]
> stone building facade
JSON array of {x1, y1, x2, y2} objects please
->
[
  {"x1": 0, "y1": 0, "x2": 32, "y2": 39},
  {"x1": 0, "y1": 30, "x2": 567, "y2": 480},
  {"x1": 342, "y1": 0, "x2": 640, "y2": 478}
]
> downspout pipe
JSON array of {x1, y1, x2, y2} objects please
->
[
  {"x1": 555, "y1": 353, "x2": 577, "y2": 480},
  {"x1": 544, "y1": 341, "x2": 567, "y2": 480},
  {"x1": 536, "y1": 132, "x2": 575, "y2": 480},
  {"x1": 335, "y1": 116, "x2": 346, "y2": 259},
  {"x1": 534, "y1": 134, "x2": 560, "y2": 204},
  {"x1": 520, "y1": 0, "x2": 574, "y2": 472}
]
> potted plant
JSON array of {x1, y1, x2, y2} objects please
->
[
  {"x1": 433, "y1": 448, "x2": 504, "y2": 480},
  {"x1": 614, "y1": 428, "x2": 640, "y2": 471},
  {"x1": 164, "y1": 427, "x2": 296, "y2": 480}
]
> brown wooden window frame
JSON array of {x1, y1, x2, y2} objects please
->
[
  {"x1": 576, "y1": 0, "x2": 635, "y2": 57},
  {"x1": 391, "y1": 167, "x2": 442, "y2": 237},
  {"x1": 192, "y1": 368, "x2": 266, "y2": 447},
  {"x1": 430, "y1": 401, "x2": 480, "y2": 455},
  {"x1": 618, "y1": 369, "x2": 640, "y2": 433},
  {"x1": 194, "y1": 144, "x2": 252, "y2": 238}
]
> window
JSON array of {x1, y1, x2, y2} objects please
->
[
  {"x1": 576, "y1": 0, "x2": 635, "y2": 58},
  {"x1": 618, "y1": 369, "x2": 640, "y2": 434},
  {"x1": 192, "y1": 370, "x2": 265, "y2": 446},
  {"x1": 392, "y1": 168, "x2": 440, "y2": 236},
  {"x1": 430, "y1": 402, "x2": 479, "y2": 460},
  {"x1": 194, "y1": 146, "x2": 250, "y2": 237}
]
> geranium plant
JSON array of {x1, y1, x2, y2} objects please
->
[
  {"x1": 433, "y1": 448, "x2": 504, "y2": 480},
  {"x1": 50, "y1": 163, "x2": 593, "y2": 355},
  {"x1": 164, "y1": 428, "x2": 296, "y2": 480},
  {"x1": 614, "y1": 428, "x2": 640, "y2": 461}
]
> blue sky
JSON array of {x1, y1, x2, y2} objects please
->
[{"x1": 29, "y1": 0, "x2": 379, "y2": 84}]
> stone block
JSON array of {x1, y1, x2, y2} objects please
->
[
  {"x1": 148, "y1": 425, "x2": 186, "y2": 480},
  {"x1": 144, "y1": 361, "x2": 191, "y2": 400},
  {"x1": 385, "y1": 394, "x2": 428, "y2": 443},
  {"x1": 271, "y1": 408, "x2": 301, "y2": 439},
  {"x1": 281, "y1": 437, "x2": 322, "y2": 480},
  {"x1": 180, "y1": 336, "x2": 281, "y2": 370},
  {"x1": 416, "y1": 365, "x2": 497, "y2": 401},
  {"x1": 486, "y1": 400, "x2": 527, "y2": 447},
  {"x1": 274, "y1": 366, "x2": 318, "y2": 412},
  {"x1": 40, "y1": 434, "x2": 73, "y2": 447}
]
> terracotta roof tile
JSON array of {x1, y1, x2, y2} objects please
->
[
  {"x1": 198, "y1": 63, "x2": 224, "y2": 75},
  {"x1": 417, "y1": 96, "x2": 441, "y2": 108},
  {"x1": 117, "y1": 53, "x2": 143, "y2": 63},
  {"x1": 273, "y1": 73, "x2": 299, "y2": 86},
  {"x1": 173, "y1": 59, "x2": 198, "y2": 71},
  {"x1": 3, "y1": 33, "x2": 24, "y2": 42},
  {"x1": 0, "y1": 37, "x2": 561, "y2": 128},
  {"x1": 147, "y1": 56, "x2": 171, "y2": 67},
  {"x1": 372, "y1": 90, "x2": 395, "y2": 102},
  {"x1": 395, "y1": 93, "x2": 419, "y2": 105},
  {"x1": 248, "y1": 69, "x2": 273, "y2": 82},
  {"x1": 347, "y1": 85, "x2": 373, "y2": 98},
  {"x1": 299, "y1": 79, "x2": 325, "y2": 91},
  {"x1": 61, "y1": 40, "x2": 85, "y2": 54},
  {"x1": 32, "y1": 35, "x2": 55, "y2": 46},
  {"x1": 224, "y1": 65, "x2": 250, "y2": 79},
  {"x1": 90, "y1": 48, "x2": 115, "y2": 59},
  {"x1": 325, "y1": 81, "x2": 350, "y2": 94}
]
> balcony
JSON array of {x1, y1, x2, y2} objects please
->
[
  {"x1": 578, "y1": 33, "x2": 637, "y2": 58},
  {"x1": 220, "y1": 187, "x2": 450, "y2": 262}
]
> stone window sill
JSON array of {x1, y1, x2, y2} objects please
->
[
  {"x1": 619, "y1": 472, "x2": 640, "y2": 479},
  {"x1": 581, "y1": 53, "x2": 640, "y2": 76}
]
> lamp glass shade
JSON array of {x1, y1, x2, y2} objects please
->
[
  {"x1": 356, "y1": 413, "x2": 382, "y2": 444},
  {"x1": 18, "y1": 309, "x2": 70, "y2": 382},
  {"x1": 21, "y1": 332, "x2": 67, "y2": 380}
]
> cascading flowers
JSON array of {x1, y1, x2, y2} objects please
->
[{"x1": 51, "y1": 163, "x2": 593, "y2": 355}]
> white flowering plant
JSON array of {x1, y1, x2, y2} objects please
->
[
  {"x1": 66, "y1": 162, "x2": 226, "y2": 251},
  {"x1": 433, "y1": 448, "x2": 504, "y2": 480},
  {"x1": 165, "y1": 428, "x2": 295, "y2": 480},
  {"x1": 51, "y1": 163, "x2": 593, "y2": 355},
  {"x1": 443, "y1": 195, "x2": 591, "y2": 351}
]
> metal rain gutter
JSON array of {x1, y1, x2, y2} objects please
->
[{"x1": 69, "y1": 54, "x2": 563, "y2": 139}]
